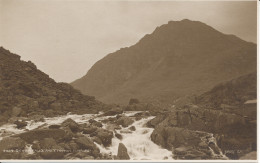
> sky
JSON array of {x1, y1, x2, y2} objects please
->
[{"x1": 0, "y1": 0, "x2": 257, "y2": 83}]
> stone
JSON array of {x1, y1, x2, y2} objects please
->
[
  {"x1": 40, "y1": 145, "x2": 65, "y2": 159},
  {"x1": 18, "y1": 129, "x2": 66, "y2": 143},
  {"x1": 117, "y1": 116, "x2": 134, "y2": 127},
  {"x1": 39, "y1": 138, "x2": 57, "y2": 149},
  {"x1": 89, "y1": 119, "x2": 103, "y2": 128},
  {"x1": 82, "y1": 125, "x2": 97, "y2": 134},
  {"x1": 92, "y1": 128, "x2": 113, "y2": 147},
  {"x1": 117, "y1": 143, "x2": 130, "y2": 160},
  {"x1": 129, "y1": 126, "x2": 136, "y2": 131},
  {"x1": 103, "y1": 107, "x2": 123, "y2": 116},
  {"x1": 0, "y1": 137, "x2": 26, "y2": 159},
  {"x1": 48, "y1": 124, "x2": 61, "y2": 129},
  {"x1": 61, "y1": 118, "x2": 80, "y2": 132},
  {"x1": 14, "y1": 120, "x2": 27, "y2": 129},
  {"x1": 146, "y1": 114, "x2": 167, "y2": 128},
  {"x1": 75, "y1": 136, "x2": 97, "y2": 150},
  {"x1": 115, "y1": 133, "x2": 123, "y2": 140}
]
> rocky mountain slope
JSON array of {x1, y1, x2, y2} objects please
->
[
  {"x1": 148, "y1": 72, "x2": 257, "y2": 159},
  {"x1": 196, "y1": 72, "x2": 256, "y2": 109},
  {"x1": 0, "y1": 47, "x2": 105, "y2": 123},
  {"x1": 71, "y1": 19, "x2": 256, "y2": 105}
]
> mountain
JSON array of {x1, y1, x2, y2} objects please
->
[
  {"x1": 0, "y1": 47, "x2": 104, "y2": 123},
  {"x1": 71, "y1": 19, "x2": 256, "y2": 105}
]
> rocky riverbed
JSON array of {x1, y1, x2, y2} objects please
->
[{"x1": 0, "y1": 109, "x2": 231, "y2": 160}]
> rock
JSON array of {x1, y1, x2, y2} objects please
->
[
  {"x1": 173, "y1": 146, "x2": 209, "y2": 160},
  {"x1": 146, "y1": 114, "x2": 167, "y2": 128},
  {"x1": 106, "y1": 123, "x2": 121, "y2": 131},
  {"x1": 134, "y1": 111, "x2": 151, "y2": 117},
  {"x1": 133, "y1": 111, "x2": 151, "y2": 120},
  {"x1": 81, "y1": 124, "x2": 97, "y2": 134},
  {"x1": 12, "y1": 107, "x2": 22, "y2": 117},
  {"x1": 117, "y1": 116, "x2": 134, "y2": 127},
  {"x1": 74, "y1": 136, "x2": 100, "y2": 158},
  {"x1": 89, "y1": 119, "x2": 103, "y2": 127},
  {"x1": 91, "y1": 128, "x2": 113, "y2": 147},
  {"x1": 68, "y1": 142, "x2": 79, "y2": 151},
  {"x1": 61, "y1": 118, "x2": 80, "y2": 132},
  {"x1": 40, "y1": 138, "x2": 57, "y2": 149},
  {"x1": 151, "y1": 126, "x2": 202, "y2": 150},
  {"x1": 129, "y1": 126, "x2": 136, "y2": 131},
  {"x1": 115, "y1": 133, "x2": 123, "y2": 140},
  {"x1": 75, "y1": 136, "x2": 97, "y2": 150},
  {"x1": 49, "y1": 124, "x2": 61, "y2": 129},
  {"x1": 14, "y1": 120, "x2": 27, "y2": 129},
  {"x1": 103, "y1": 107, "x2": 123, "y2": 116},
  {"x1": 40, "y1": 145, "x2": 65, "y2": 159},
  {"x1": 117, "y1": 143, "x2": 130, "y2": 160},
  {"x1": 93, "y1": 136, "x2": 102, "y2": 145},
  {"x1": 38, "y1": 138, "x2": 66, "y2": 159},
  {"x1": 0, "y1": 137, "x2": 26, "y2": 159},
  {"x1": 18, "y1": 129, "x2": 66, "y2": 143}
]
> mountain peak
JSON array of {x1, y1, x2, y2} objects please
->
[{"x1": 71, "y1": 20, "x2": 256, "y2": 105}]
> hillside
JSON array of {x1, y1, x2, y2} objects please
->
[
  {"x1": 71, "y1": 19, "x2": 256, "y2": 105},
  {"x1": 196, "y1": 71, "x2": 257, "y2": 109},
  {"x1": 0, "y1": 47, "x2": 104, "y2": 123}
]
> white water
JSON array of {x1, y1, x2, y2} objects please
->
[{"x1": 96, "y1": 117, "x2": 173, "y2": 160}]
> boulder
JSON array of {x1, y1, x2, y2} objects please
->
[
  {"x1": 129, "y1": 126, "x2": 136, "y2": 131},
  {"x1": 39, "y1": 138, "x2": 57, "y2": 149},
  {"x1": 89, "y1": 119, "x2": 103, "y2": 127},
  {"x1": 48, "y1": 124, "x2": 61, "y2": 129},
  {"x1": 146, "y1": 114, "x2": 167, "y2": 128},
  {"x1": 103, "y1": 107, "x2": 123, "y2": 116},
  {"x1": 117, "y1": 143, "x2": 130, "y2": 160},
  {"x1": 75, "y1": 136, "x2": 96, "y2": 150},
  {"x1": 105, "y1": 123, "x2": 121, "y2": 131},
  {"x1": 91, "y1": 128, "x2": 113, "y2": 147},
  {"x1": 0, "y1": 137, "x2": 26, "y2": 159},
  {"x1": 61, "y1": 118, "x2": 80, "y2": 132},
  {"x1": 74, "y1": 136, "x2": 100, "y2": 158},
  {"x1": 117, "y1": 116, "x2": 134, "y2": 127},
  {"x1": 14, "y1": 120, "x2": 27, "y2": 129},
  {"x1": 40, "y1": 145, "x2": 65, "y2": 159},
  {"x1": 18, "y1": 129, "x2": 66, "y2": 143},
  {"x1": 151, "y1": 126, "x2": 203, "y2": 150},
  {"x1": 38, "y1": 138, "x2": 66, "y2": 159},
  {"x1": 82, "y1": 125, "x2": 97, "y2": 134}
]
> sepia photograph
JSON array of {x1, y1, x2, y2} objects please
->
[{"x1": 0, "y1": 0, "x2": 257, "y2": 161}]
